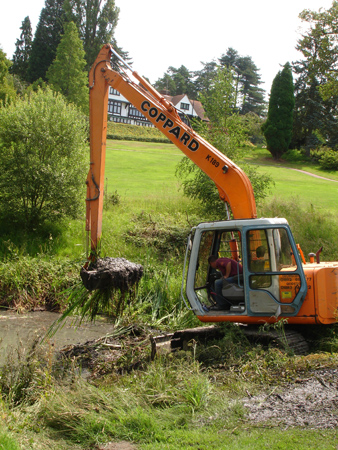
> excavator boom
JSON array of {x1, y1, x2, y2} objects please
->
[{"x1": 86, "y1": 45, "x2": 256, "y2": 254}]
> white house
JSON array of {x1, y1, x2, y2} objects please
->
[{"x1": 108, "y1": 88, "x2": 208, "y2": 127}]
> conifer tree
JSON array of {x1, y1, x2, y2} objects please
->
[
  {"x1": 262, "y1": 63, "x2": 295, "y2": 159},
  {"x1": 219, "y1": 48, "x2": 266, "y2": 116},
  {"x1": 27, "y1": 0, "x2": 66, "y2": 82},
  {"x1": 47, "y1": 21, "x2": 88, "y2": 114},
  {"x1": 11, "y1": 16, "x2": 33, "y2": 81}
]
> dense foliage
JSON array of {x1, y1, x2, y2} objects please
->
[
  {"x1": 0, "y1": 88, "x2": 88, "y2": 228},
  {"x1": 0, "y1": 48, "x2": 16, "y2": 105}
]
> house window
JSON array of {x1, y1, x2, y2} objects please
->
[
  {"x1": 109, "y1": 87, "x2": 120, "y2": 96},
  {"x1": 180, "y1": 102, "x2": 190, "y2": 110},
  {"x1": 108, "y1": 100, "x2": 122, "y2": 115},
  {"x1": 128, "y1": 105, "x2": 146, "y2": 120}
]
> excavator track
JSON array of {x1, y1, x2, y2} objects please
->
[
  {"x1": 241, "y1": 326, "x2": 310, "y2": 355},
  {"x1": 151, "y1": 325, "x2": 310, "y2": 359}
]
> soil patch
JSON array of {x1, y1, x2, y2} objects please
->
[
  {"x1": 96, "y1": 441, "x2": 137, "y2": 450},
  {"x1": 243, "y1": 367, "x2": 338, "y2": 428}
]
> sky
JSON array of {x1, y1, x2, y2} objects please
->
[{"x1": 0, "y1": 0, "x2": 335, "y2": 96}]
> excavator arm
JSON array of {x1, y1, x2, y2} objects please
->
[{"x1": 86, "y1": 44, "x2": 257, "y2": 255}]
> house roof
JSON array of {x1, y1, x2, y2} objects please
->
[
  {"x1": 162, "y1": 93, "x2": 208, "y2": 121},
  {"x1": 189, "y1": 99, "x2": 209, "y2": 121}
]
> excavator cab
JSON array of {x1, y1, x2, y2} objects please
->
[{"x1": 184, "y1": 218, "x2": 308, "y2": 323}]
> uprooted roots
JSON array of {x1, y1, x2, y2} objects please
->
[{"x1": 80, "y1": 257, "x2": 144, "y2": 292}]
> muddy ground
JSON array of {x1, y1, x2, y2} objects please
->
[
  {"x1": 60, "y1": 326, "x2": 338, "y2": 437},
  {"x1": 243, "y1": 367, "x2": 338, "y2": 429}
]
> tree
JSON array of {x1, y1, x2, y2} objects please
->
[
  {"x1": 0, "y1": 88, "x2": 88, "y2": 228},
  {"x1": 27, "y1": 0, "x2": 66, "y2": 82},
  {"x1": 262, "y1": 63, "x2": 295, "y2": 160},
  {"x1": 11, "y1": 16, "x2": 33, "y2": 81},
  {"x1": 219, "y1": 48, "x2": 266, "y2": 116},
  {"x1": 47, "y1": 21, "x2": 88, "y2": 113},
  {"x1": 0, "y1": 48, "x2": 16, "y2": 106},
  {"x1": 176, "y1": 66, "x2": 271, "y2": 218},
  {"x1": 193, "y1": 60, "x2": 218, "y2": 95},
  {"x1": 154, "y1": 65, "x2": 196, "y2": 98},
  {"x1": 292, "y1": 2, "x2": 338, "y2": 153},
  {"x1": 63, "y1": 0, "x2": 120, "y2": 69}
]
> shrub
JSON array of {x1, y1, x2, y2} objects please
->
[
  {"x1": 0, "y1": 88, "x2": 88, "y2": 229},
  {"x1": 319, "y1": 149, "x2": 338, "y2": 170}
]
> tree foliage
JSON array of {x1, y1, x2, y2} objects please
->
[
  {"x1": 27, "y1": 0, "x2": 66, "y2": 82},
  {"x1": 262, "y1": 63, "x2": 295, "y2": 160},
  {"x1": 63, "y1": 0, "x2": 120, "y2": 69},
  {"x1": 219, "y1": 47, "x2": 266, "y2": 115},
  {"x1": 0, "y1": 49, "x2": 16, "y2": 106},
  {"x1": 47, "y1": 21, "x2": 88, "y2": 113},
  {"x1": 0, "y1": 88, "x2": 88, "y2": 228},
  {"x1": 11, "y1": 16, "x2": 33, "y2": 81},
  {"x1": 154, "y1": 65, "x2": 196, "y2": 98},
  {"x1": 292, "y1": 2, "x2": 338, "y2": 152}
]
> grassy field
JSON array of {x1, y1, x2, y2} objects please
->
[
  {"x1": 244, "y1": 147, "x2": 338, "y2": 214},
  {"x1": 105, "y1": 140, "x2": 338, "y2": 213},
  {"x1": 105, "y1": 140, "x2": 182, "y2": 199}
]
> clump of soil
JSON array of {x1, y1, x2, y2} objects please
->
[{"x1": 81, "y1": 257, "x2": 143, "y2": 292}]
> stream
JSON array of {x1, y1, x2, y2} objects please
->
[{"x1": 0, "y1": 310, "x2": 115, "y2": 365}]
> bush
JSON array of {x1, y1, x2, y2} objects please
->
[
  {"x1": 282, "y1": 149, "x2": 309, "y2": 162},
  {"x1": 310, "y1": 148, "x2": 325, "y2": 163},
  {"x1": 311, "y1": 146, "x2": 338, "y2": 170},
  {"x1": 0, "y1": 88, "x2": 88, "y2": 229},
  {"x1": 319, "y1": 149, "x2": 338, "y2": 170}
]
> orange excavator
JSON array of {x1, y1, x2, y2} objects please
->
[{"x1": 85, "y1": 44, "x2": 338, "y2": 336}]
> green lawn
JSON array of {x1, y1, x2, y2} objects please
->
[
  {"x1": 105, "y1": 140, "x2": 183, "y2": 199},
  {"x1": 258, "y1": 165, "x2": 338, "y2": 213},
  {"x1": 105, "y1": 140, "x2": 338, "y2": 214}
]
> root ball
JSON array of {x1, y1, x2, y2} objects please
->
[{"x1": 81, "y1": 257, "x2": 143, "y2": 292}]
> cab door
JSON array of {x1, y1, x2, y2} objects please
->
[{"x1": 243, "y1": 226, "x2": 307, "y2": 317}]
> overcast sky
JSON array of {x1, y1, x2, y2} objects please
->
[{"x1": 0, "y1": 0, "x2": 334, "y2": 96}]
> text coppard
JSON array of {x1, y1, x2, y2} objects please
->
[{"x1": 141, "y1": 101, "x2": 199, "y2": 152}]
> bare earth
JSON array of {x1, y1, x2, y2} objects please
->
[
  {"x1": 97, "y1": 442, "x2": 137, "y2": 450},
  {"x1": 243, "y1": 367, "x2": 338, "y2": 428}
]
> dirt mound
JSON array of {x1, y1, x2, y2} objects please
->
[{"x1": 243, "y1": 368, "x2": 338, "y2": 428}]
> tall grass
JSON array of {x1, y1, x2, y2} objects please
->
[{"x1": 259, "y1": 196, "x2": 338, "y2": 261}]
